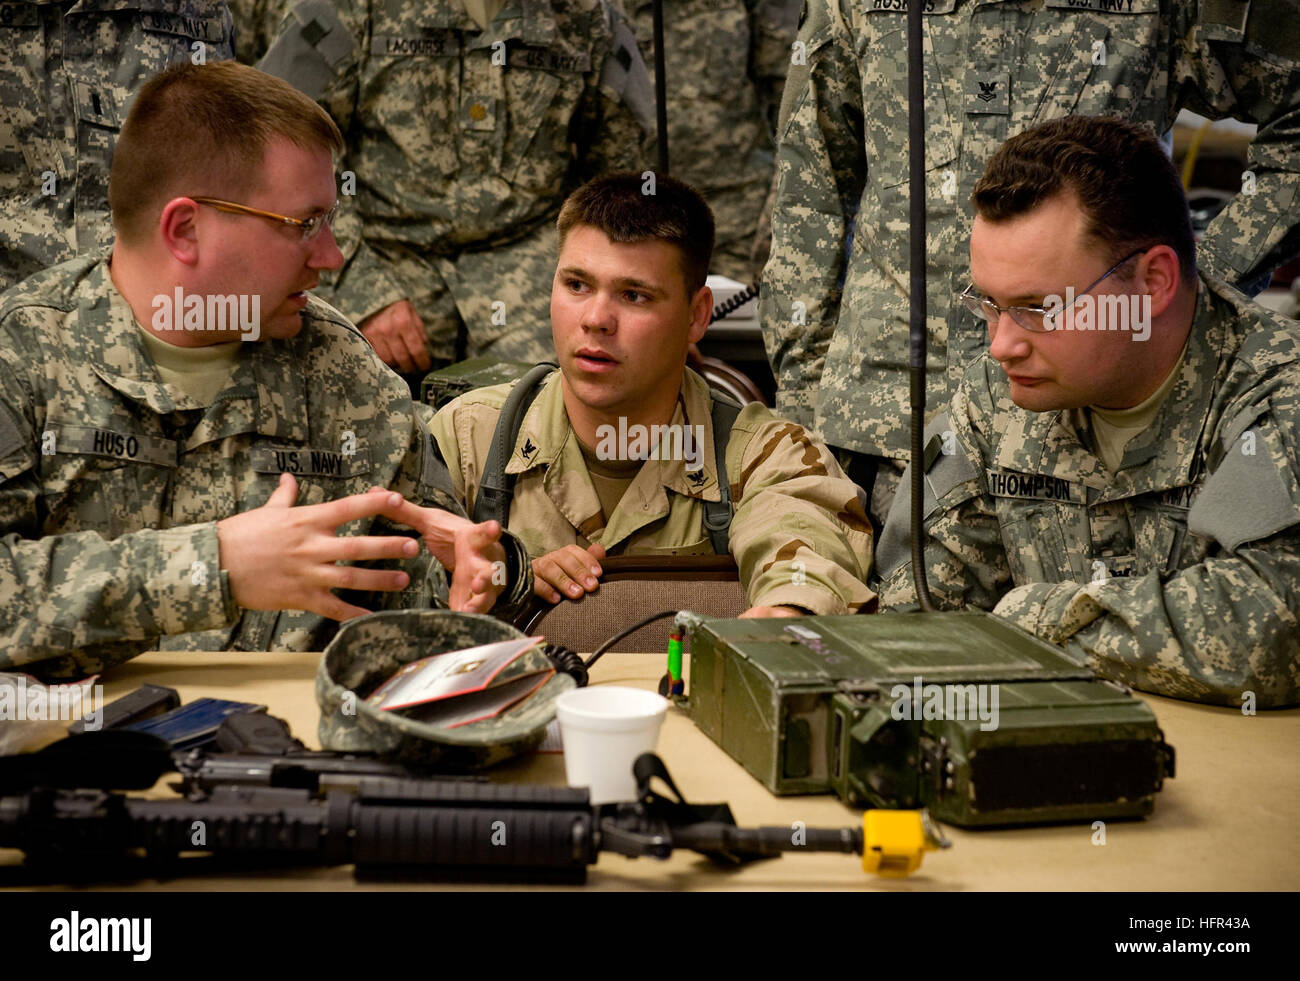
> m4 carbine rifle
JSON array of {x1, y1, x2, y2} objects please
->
[{"x1": 0, "y1": 732, "x2": 947, "y2": 882}]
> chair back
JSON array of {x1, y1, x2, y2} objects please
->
[{"x1": 518, "y1": 555, "x2": 747, "y2": 653}]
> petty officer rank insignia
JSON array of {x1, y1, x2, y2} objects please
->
[
  {"x1": 986, "y1": 468, "x2": 1083, "y2": 504},
  {"x1": 251, "y1": 445, "x2": 372, "y2": 478},
  {"x1": 966, "y1": 72, "x2": 1011, "y2": 115}
]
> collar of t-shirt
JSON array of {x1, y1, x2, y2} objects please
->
[
  {"x1": 577, "y1": 436, "x2": 642, "y2": 525},
  {"x1": 1086, "y1": 338, "x2": 1189, "y2": 473},
  {"x1": 461, "y1": 0, "x2": 505, "y2": 31},
  {"x1": 135, "y1": 319, "x2": 242, "y2": 408}
]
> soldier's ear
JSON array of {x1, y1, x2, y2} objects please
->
[
  {"x1": 1137, "y1": 244, "x2": 1182, "y2": 319},
  {"x1": 687, "y1": 283, "x2": 712, "y2": 344},
  {"x1": 158, "y1": 198, "x2": 201, "y2": 266}
]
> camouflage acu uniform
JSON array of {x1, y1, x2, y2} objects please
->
[
  {"x1": 318, "y1": 609, "x2": 573, "y2": 768},
  {"x1": 227, "y1": 0, "x2": 291, "y2": 62},
  {"x1": 258, "y1": 0, "x2": 654, "y2": 363},
  {"x1": 760, "y1": 0, "x2": 1300, "y2": 480},
  {"x1": 613, "y1": 0, "x2": 800, "y2": 282},
  {"x1": 876, "y1": 275, "x2": 1300, "y2": 708},
  {"x1": 0, "y1": 1, "x2": 236, "y2": 291},
  {"x1": 0, "y1": 254, "x2": 531, "y2": 681},
  {"x1": 432, "y1": 367, "x2": 876, "y2": 614}
]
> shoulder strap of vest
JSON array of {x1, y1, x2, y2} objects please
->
[
  {"x1": 472, "y1": 362, "x2": 558, "y2": 525},
  {"x1": 704, "y1": 390, "x2": 742, "y2": 556},
  {"x1": 475, "y1": 366, "x2": 744, "y2": 555}
]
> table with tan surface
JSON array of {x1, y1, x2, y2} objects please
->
[{"x1": 2, "y1": 649, "x2": 1296, "y2": 891}]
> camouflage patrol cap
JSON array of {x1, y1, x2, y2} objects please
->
[{"x1": 317, "y1": 610, "x2": 575, "y2": 770}]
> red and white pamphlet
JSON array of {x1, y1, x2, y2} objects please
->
[{"x1": 365, "y1": 636, "x2": 552, "y2": 728}]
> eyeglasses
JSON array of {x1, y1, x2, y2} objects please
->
[
  {"x1": 190, "y1": 196, "x2": 339, "y2": 242},
  {"x1": 957, "y1": 247, "x2": 1149, "y2": 333}
]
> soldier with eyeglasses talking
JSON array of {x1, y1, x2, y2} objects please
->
[{"x1": 0, "y1": 61, "x2": 533, "y2": 681}]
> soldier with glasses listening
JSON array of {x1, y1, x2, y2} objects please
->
[{"x1": 876, "y1": 116, "x2": 1300, "y2": 709}]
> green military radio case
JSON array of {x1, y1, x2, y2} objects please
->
[
  {"x1": 421, "y1": 357, "x2": 535, "y2": 409},
  {"x1": 685, "y1": 610, "x2": 1174, "y2": 827}
]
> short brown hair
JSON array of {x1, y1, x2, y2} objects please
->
[
  {"x1": 556, "y1": 172, "x2": 715, "y2": 295},
  {"x1": 972, "y1": 116, "x2": 1196, "y2": 282},
  {"x1": 109, "y1": 61, "x2": 344, "y2": 245}
]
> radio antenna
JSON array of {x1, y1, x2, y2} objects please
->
[{"x1": 907, "y1": 0, "x2": 936, "y2": 610}]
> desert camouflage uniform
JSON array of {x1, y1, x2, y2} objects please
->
[
  {"x1": 0, "y1": 254, "x2": 531, "y2": 681},
  {"x1": 258, "y1": 0, "x2": 654, "y2": 363},
  {"x1": 0, "y1": 0, "x2": 235, "y2": 291},
  {"x1": 432, "y1": 367, "x2": 876, "y2": 614},
  {"x1": 760, "y1": 0, "x2": 1300, "y2": 481},
  {"x1": 613, "y1": 0, "x2": 800, "y2": 282},
  {"x1": 876, "y1": 274, "x2": 1300, "y2": 708}
]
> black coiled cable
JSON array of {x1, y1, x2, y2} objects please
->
[
  {"x1": 544, "y1": 644, "x2": 588, "y2": 688},
  {"x1": 544, "y1": 609, "x2": 683, "y2": 687},
  {"x1": 710, "y1": 281, "x2": 759, "y2": 323}
]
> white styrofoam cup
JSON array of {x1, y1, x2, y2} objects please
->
[{"x1": 555, "y1": 686, "x2": 669, "y2": 804}]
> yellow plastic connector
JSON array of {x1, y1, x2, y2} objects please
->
[{"x1": 861, "y1": 808, "x2": 950, "y2": 877}]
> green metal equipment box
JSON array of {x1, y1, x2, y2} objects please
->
[
  {"x1": 420, "y1": 358, "x2": 536, "y2": 410},
  {"x1": 686, "y1": 610, "x2": 1174, "y2": 827}
]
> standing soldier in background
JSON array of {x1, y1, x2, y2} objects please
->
[
  {"x1": 258, "y1": 0, "x2": 655, "y2": 382},
  {"x1": 612, "y1": 0, "x2": 800, "y2": 283},
  {"x1": 760, "y1": 0, "x2": 1300, "y2": 528},
  {"x1": 0, "y1": 0, "x2": 235, "y2": 291}
]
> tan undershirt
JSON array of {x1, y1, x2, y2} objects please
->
[
  {"x1": 1086, "y1": 342, "x2": 1188, "y2": 473},
  {"x1": 461, "y1": 0, "x2": 505, "y2": 31},
  {"x1": 136, "y1": 321, "x2": 242, "y2": 408},
  {"x1": 578, "y1": 438, "x2": 643, "y2": 525}
]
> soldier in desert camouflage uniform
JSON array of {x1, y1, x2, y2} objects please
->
[
  {"x1": 0, "y1": 62, "x2": 529, "y2": 682},
  {"x1": 0, "y1": 0, "x2": 235, "y2": 291},
  {"x1": 877, "y1": 117, "x2": 1300, "y2": 708},
  {"x1": 761, "y1": 0, "x2": 1300, "y2": 526},
  {"x1": 612, "y1": 0, "x2": 800, "y2": 283},
  {"x1": 257, "y1": 0, "x2": 654, "y2": 377},
  {"x1": 433, "y1": 174, "x2": 875, "y2": 616}
]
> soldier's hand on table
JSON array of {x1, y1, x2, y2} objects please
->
[
  {"x1": 368, "y1": 489, "x2": 508, "y2": 613},
  {"x1": 532, "y1": 543, "x2": 606, "y2": 604},
  {"x1": 217, "y1": 474, "x2": 420, "y2": 621},
  {"x1": 739, "y1": 605, "x2": 805, "y2": 618},
  {"x1": 360, "y1": 299, "x2": 432, "y2": 373}
]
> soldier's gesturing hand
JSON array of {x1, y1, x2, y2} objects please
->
[
  {"x1": 531, "y1": 543, "x2": 606, "y2": 604},
  {"x1": 216, "y1": 474, "x2": 421, "y2": 621},
  {"x1": 360, "y1": 299, "x2": 432, "y2": 373},
  {"x1": 368, "y1": 489, "x2": 509, "y2": 614}
]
